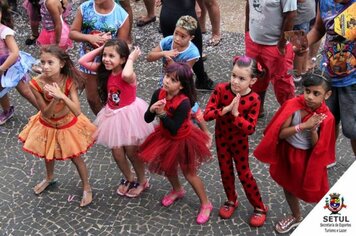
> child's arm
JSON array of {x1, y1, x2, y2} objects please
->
[
  {"x1": 203, "y1": 86, "x2": 235, "y2": 121},
  {"x1": 44, "y1": 82, "x2": 81, "y2": 116},
  {"x1": 146, "y1": 45, "x2": 179, "y2": 62},
  {"x1": 159, "y1": 100, "x2": 190, "y2": 136},
  {"x1": 279, "y1": 113, "x2": 326, "y2": 143},
  {"x1": 46, "y1": 0, "x2": 62, "y2": 45},
  {"x1": 0, "y1": 35, "x2": 19, "y2": 74},
  {"x1": 122, "y1": 46, "x2": 141, "y2": 84},
  {"x1": 78, "y1": 46, "x2": 103, "y2": 71},
  {"x1": 144, "y1": 89, "x2": 160, "y2": 123},
  {"x1": 30, "y1": 85, "x2": 59, "y2": 119}
]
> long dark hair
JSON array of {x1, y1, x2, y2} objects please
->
[
  {"x1": 0, "y1": 0, "x2": 14, "y2": 29},
  {"x1": 40, "y1": 45, "x2": 85, "y2": 88},
  {"x1": 165, "y1": 62, "x2": 197, "y2": 107},
  {"x1": 97, "y1": 39, "x2": 130, "y2": 104}
]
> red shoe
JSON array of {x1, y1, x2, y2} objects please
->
[
  {"x1": 249, "y1": 205, "x2": 268, "y2": 227},
  {"x1": 196, "y1": 202, "x2": 213, "y2": 224},
  {"x1": 219, "y1": 200, "x2": 239, "y2": 219},
  {"x1": 161, "y1": 188, "x2": 186, "y2": 207}
]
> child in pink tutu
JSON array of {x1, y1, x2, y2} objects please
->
[
  {"x1": 79, "y1": 39, "x2": 154, "y2": 198},
  {"x1": 139, "y1": 62, "x2": 213, "y2": 224},
  {"x1": 36, "y1": 0, "x2": 72, "y2": 50}
]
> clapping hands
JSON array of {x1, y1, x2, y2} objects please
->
[{"x1": 303, "y1": 113, "x2": 327, "y2": 131}]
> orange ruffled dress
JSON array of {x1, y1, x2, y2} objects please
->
[{"x1": 19, "y1": 77, "x2": 96, "y2": 161}]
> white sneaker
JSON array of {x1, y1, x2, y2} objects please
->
[{"x1": 327, "y1": 162, "x2": 337, "y2": 168}]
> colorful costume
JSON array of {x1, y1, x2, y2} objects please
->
[
  {"x1": 94, "y1": 73, "x2": 154, "y2": 148},
  {"x1": 139, "y1": 89, "x2": 211, "y2": 176},
  {"x1": 0, "y1": 24, "x2": 36, "y2": 98},
  {"x1": 19, "y1": 77, "x2": 96, "y2": 161},
  {"x1": 79, "y1": 0, "x2": 128, "y2": 74},
  {"x1": 37, "y1": 0, "x2": 72, "y2": 50},
  {"x1": 254, "y1": 95, "x2": 335, "y2": 202},
  {"x1": 203, "y1": 82, "x2": 265, "y2": 209}
]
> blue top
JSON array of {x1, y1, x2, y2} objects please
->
[
  {"x1": 319, "y1": 0, "x2": 356, "y2": 87},
  {"x1": 159, "y1": 35, "x2": 200, "y2": 69},
  {"x1": 79, "y1": 0, "x2": 128, "y2": 74}
]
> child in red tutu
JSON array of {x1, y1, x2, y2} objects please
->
[
  {"x1": 79, "y1": 39, "x2": 154, "y2": 198},
  {"x1": 203, "y1": 56, "x2": 268, "y2": 227},
  {"x1": 139, "y1": 62, "x2": 212, "y2": 224},
  {"x1": 254, "y1": 73, "x2": 335, "y2": 233},
  {"x1": 36, "y1": 0, "x2": 72, "y2": 50},
  {"x1": 19, "y1": 45, "x2": 96, "y2": 207}
]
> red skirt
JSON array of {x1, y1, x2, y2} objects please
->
[
  {"x1": 139, "y1": 125, "x2": 212, "y2": 176},
  {"x1": 269, "y1": 141, "x2": 329, "y2": 203}
]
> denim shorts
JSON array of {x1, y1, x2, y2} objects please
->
[
  {"x1": 326, "y1": 84, "x2": 356, "y2": 139},
  {"x1": 293, "y1": 22, "x2": 311, "y2": 33}
]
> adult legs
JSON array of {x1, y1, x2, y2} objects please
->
[
  {"x1": 119, "y1": 0, "x2": 133, "y2": 44},
  {"x1": 204, "y1": 0, "x2": 221, "y2": 45},
  {"x1": 81, "y1": 72, "x2": 103, "y2": 116},
  {"x1": 16, "y1": 80, "x2": 38, "y2": 110}
]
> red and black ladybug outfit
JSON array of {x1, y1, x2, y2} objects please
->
[
  {"x1": 204, "y1": 82, "x2": 265, "y2": 209},
  {"x1": 139, "y1": 89, "x2": 211, "y2": 176}
]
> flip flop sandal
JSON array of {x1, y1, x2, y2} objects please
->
[
  {"x1": 116, "y1": 178, "x2": 131, "y2": 196},
  {"x1": 125, "y1": 179, "x2": 150, "y2": 198},
  {"x1": 207, "y1": 37, "x2": 221, "y2": 46},
  {"x1": 80, "y1": 189, "x2": 93, "y2": 207},
  {"x1": 136, "y1": 16, "x2": 156, "y2": 27},
  {"x1": 33, "y1": 179, "x2": 57, "y2": 195},
  {"x1": 25, "y1": 35, "x2": 39, "y2": 46},
  {"x1": 275, "y1": 215, "x2": 304, "y2": 234}
]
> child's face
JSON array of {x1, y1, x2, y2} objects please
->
[
  {"x1": 303, "y1": 85, "x2": 331, "y2": 110},
  {"x1": 173, "y1": 27, "x2": 194, "y2": 50},
  {"x1": 230, "y1": 65, "x2": 257, "y2": 95},
  {"x1": 102, "y1": 45, "x2": 125, "y2": 73},
  {"x1": 162, "y1": 72, "x2": 183, "y2": 94},
  {"x1": 40, "y1": 52, "x2": 64, "y2": 78}
]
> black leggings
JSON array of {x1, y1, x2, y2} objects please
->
[{"x1": 160, "y1": 7, "x2": 207, "y2": 83}]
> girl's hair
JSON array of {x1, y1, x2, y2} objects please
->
[
  {"x1": 233, "y1": 55, "x2": 265, "y2": 79},
  {"x1": 302, "y1": 70, "x2": 332, "y2": 92},
  {"x1": 97, "y1": 39, "x2": 130, "y2": 104},
  {"x1": 40, "y1": 45, "x2": 85, "y2": 88},
  {"x1": 165, "y1": 62, "x2": 197, "y2": 107},
  {"x1": 0, "y1": 0, "x2": 14, "y2": 29},
  {"x1": 176, "y1": 15, "x2": 198, "y2": 36}
]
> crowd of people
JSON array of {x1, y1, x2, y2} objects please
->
[{"x1": 0, "y1": 0, "x2": 355, "y2": 234}]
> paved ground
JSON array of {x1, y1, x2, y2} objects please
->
[{"x1": 0, "y1": 1, "x2": 354, "y2": 235}]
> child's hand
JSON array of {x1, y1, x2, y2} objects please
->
[
  {"x1": 150, "y1": 99, "x2": 166, "y2": 114},
  {"x1": 231, "y1": 94, "x2": 241, "y2": 117},
  {"x1": 164, "y1": 49, "x2": 179, "y2": 61},
  {"x1": 88, "y1": 32, "x2": 111, "y2": 48},
  {"x1": 155, "y1": 0, "x2": 162, "y2": 7},
  {"x1": 302, "y1": 113, "x2": 327, "y2": 130},
  {"x1": 128, "y1": 46, "x2": 142, "y2": 62},
  {"x1": 44, "y1": 83, "x2": 65, "y2": 100}
]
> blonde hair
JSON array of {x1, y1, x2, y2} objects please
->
[{"x1": 176, "y1": 15, "x2": 198, "y2": 36}]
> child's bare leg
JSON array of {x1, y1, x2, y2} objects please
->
[
  {"x1": 33, "y1": 160, "x2": 55, "y2": 194},
  {"x1": 16, "y1": 81, "x2": 38, "y2": 110},
  {"x1": 71, "y1": 157, "x2": 92, "y2": 206},
  {"x1": 0, "y1": 95, "x2": 11, "y2": 112},
  {"x1": 112, "y1": 147, "x2": 134, "y2": 182},
  {"x1": 71, "y1": 157, "x2": 91, "y2": 191},
  {"x1": 182, "y1": 171, "x2": 209, "y2": 205},
  {"x1": 283, "y1": 188, "x2": 301, "y2": 219},
  {"x1": 125, "y1": 145, "x2": 146, "y2": 184}
]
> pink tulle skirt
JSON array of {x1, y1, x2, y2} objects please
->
[
  {"x1": 139, "y1": 125, "x2": 212, "y2": 176},
  {"x1": 94, "y1": 98, "x2": 155, "y2": 148},
  {"x1": 37, "y1": 22, "x2": 73, "y2": 50}
]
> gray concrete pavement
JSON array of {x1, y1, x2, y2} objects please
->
[{"x1": 0, "y1": 1, "x2": 354, "y2": 235}]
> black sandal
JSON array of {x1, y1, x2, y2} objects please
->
[{"x1": 25, "y1": 35, "x2": 39, "y2": 46}]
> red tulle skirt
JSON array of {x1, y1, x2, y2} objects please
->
[
  {"x1": 269, "y1": 141, "x2": 329, "y2": 203},
  {"x1": 139, "y1": 125, "x2": 212, "y2": 176}
]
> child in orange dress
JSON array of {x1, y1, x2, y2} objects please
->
[{"x1": 19, "y1": 45, "x2": 96, "y2": 207}]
